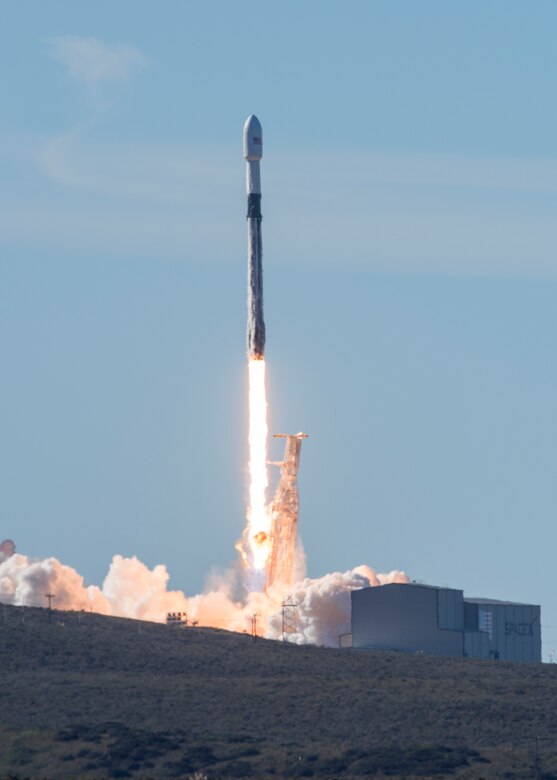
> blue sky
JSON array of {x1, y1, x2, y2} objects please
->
[{"x1": 1, "y1": 1, "x2": 557, "y2": 657}]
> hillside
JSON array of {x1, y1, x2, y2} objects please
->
[{"x1": 0, "y1": 603, "x2": 556, "y2": 779}]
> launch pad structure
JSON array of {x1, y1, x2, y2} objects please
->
[{"x1": 265, "y1": 433, "x2": 308, "y2": 591}]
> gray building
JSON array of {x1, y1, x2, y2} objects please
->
[{"x1": 351, "y1": 583, "x2": 541, "y2": 663}]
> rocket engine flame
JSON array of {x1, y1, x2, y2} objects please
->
[{"x1": 237, "y1": 357, "x2": 270, "y2": 580}]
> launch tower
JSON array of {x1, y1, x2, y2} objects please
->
[{"x1": 265, "y1": 433, "x2": 308, "y2": 591}]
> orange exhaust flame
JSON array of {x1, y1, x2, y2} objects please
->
[{"x1": 237, "y1": 357, "x2": 270, "y2": 579}]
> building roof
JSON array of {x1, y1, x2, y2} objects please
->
[
  {"x1": 366, "y1": 582, "x2": 539, "y2": 608},
  {"x1": 393, "y1": 582, "x2": 463, "y2": 592},
  {"x1": 464, "y1": 597, "x2": 540, "y2": 608}
]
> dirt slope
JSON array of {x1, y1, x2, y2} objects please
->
[{"x1": 0, "y1": 603, "x2": 556, "y2": 779}]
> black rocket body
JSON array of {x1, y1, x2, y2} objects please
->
[{"x1": 244, "y1": 115, "x2": 266, "y2": 359}]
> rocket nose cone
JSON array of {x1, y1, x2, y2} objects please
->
[{"x1": 243, "y1": 114, "x2": 263, "y2": 161}]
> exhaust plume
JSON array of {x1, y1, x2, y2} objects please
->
[
  {"x1": 236, "y1": 358, "x2": 270, "y2": 589},
  {"x1": 0, "y1": 545, "x2": 408, "y2": 645}
]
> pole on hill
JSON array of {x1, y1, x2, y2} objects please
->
[
  {"x1": 252, "y1": 614, "x2": 259, "y2": 644},
  {"x1": 44, "y1": 593, "x2": 55, "y2": 623}
]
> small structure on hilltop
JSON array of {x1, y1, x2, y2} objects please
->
[{"x1": 166, "y1": 612, "x2": 196, "y2": 628}]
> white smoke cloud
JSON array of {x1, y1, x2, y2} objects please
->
[
  {"x1": 44, "y1": 36, "x2": 148, "y2": 88},
  {"x1": 0, "y1": 553, "x2": 109, "y2": 613},
  {"x1": 0, "y1": 550, "x2": 408, "y2": 646},
  {"x1": 102, "y1": 555, "x2": 190, "y2": 620},
  {"x1": 266, "y1": 565, "x2": 409, "y2": 646},
  {"x1": 38, "y1": 36, "x2": 149, "y2": 193}
]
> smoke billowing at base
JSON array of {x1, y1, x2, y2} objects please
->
[{"x1": 0, "y1": 544, "x2": 408, "y2": 646}]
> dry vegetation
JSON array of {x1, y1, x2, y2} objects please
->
[{"x1": 0, "y1": 603, "x2": 556, "y2": 779}]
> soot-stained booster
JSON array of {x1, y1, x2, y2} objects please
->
[{"x1": 244, "y1": 115, "x2": 266, "y2": 359}]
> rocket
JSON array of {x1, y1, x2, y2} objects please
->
[{"x1": 244, "y1": 115, "x2": 266, "y2": 359}]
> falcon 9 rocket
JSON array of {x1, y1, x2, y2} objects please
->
[{"x1": 244, "y1": 115, "x2": 265, "y2": 359}]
